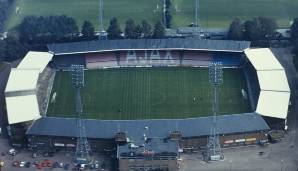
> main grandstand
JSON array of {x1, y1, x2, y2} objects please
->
[{"x1": 5, "y1": 38, "x2": 290, "y2": 171}]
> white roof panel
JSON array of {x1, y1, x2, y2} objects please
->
[
  {"x1": 17, "y1": 51, "x2": 53, "y2": 73},
  {"x1": 5, "y1": 69, "x2": 39, "y2": 93},
  {"x1": 257, "y1": 70, "x2": 290, "y2": 92},
  {"x1": 245, "y1": 48, "x2": 283, "y2": 70},
  {"x1": 6, "y1": 95, "x2": 40, "y2": 124},
  {"x1": 256, "y1": 91, "x2": 290, "y2": 119}
]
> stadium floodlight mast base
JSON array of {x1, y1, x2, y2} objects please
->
[
  {"x1": 71, "y1": 65, "x2": 92, "y2": 165},
  {"x1": 205, "y1": 61, "x2": 224, "y2": 161}
]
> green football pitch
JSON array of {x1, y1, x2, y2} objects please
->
[
  {"x1": 46, "y1": 67, "x2": 251, "y2": 120},
  {"x1": 6, "y1": 0, "x2": 298, "y2": 30}
]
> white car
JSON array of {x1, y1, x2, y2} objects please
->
[
  {"x1": 19, "y1": 161, "x2": 26, "y2": 167},
  {"x1": 9, "y1": 149, "x2": 17, "y2": 156}
]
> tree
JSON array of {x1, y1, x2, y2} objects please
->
[
  {"x1": 164, "y1": 0, "x2": 172, "y2": 28},
  {"x1": 153, "y1": 21, "x2": 165, "y2": 38},
  {"x1": 81, "y1": 20, "x2": 95, "y2": 40},
  {"x1": 141, "y1": 20, "x2": 152, "y2": 38},
  {"x1": 291, "y1": 18, "x2": 298, "y2": 43},
  {"x1": 258, "y1": 17, "x2": 278, "y2": 38},
  {"x1": 165, "y1": 10, "x2": 172, "y2": 28},
  {"x1": 290, "y1": 18, "x2": 298, "y2": 71},
  {"x1": 124, "y1": 18, "x2": 136, "y2": 39},
  {"x1": 0, "y1": 40, "x2": 5, "y2": 61},
  {"x1": 134, "y1": 25, "x2": 142, "y2": 39},
  {"x1": 165, "y1": 0, "x2": 171, "y2": 7},
  {"x1": 227, "y1": 18, "x2": 244, "y2": 40},
  {"x1": 18, "y1": 15, "x2": 79, "y2": 44},
  {"x1": 4, "y1": 34, "x2": 28, "y2": 61},
  {"x1": 243, "y1": 17, "x2": 277, "y2": 42},
  {"x1": 293, "y1": 46, "x2": 298, "y2": 71},
  {"x1": 243, "y1": 19, "x2": 262, "y2": 41},
  {"x1": 107, "y1": 17, "x2": 122, "y2": 39}
]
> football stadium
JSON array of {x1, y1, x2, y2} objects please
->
[{"x1": 4, "y1": 38, "x2": 290, "y2": 171}]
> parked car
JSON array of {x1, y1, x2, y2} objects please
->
[
  {"x1": 64, "y1": 163, "x2": 70, "y2": 170},
  {"x1": 59, "y1": 162, "x2": 64, "y2": 168},
  {"x1": 19, "y1": 161, "x2": 26, "y2": 168},
  {"x1": 9, "y1": 149, "x2": 17, "y2": 156},
  {"x1": 36, "y1": 164, "x2": 42, "y2": 170},
  {"x1": 25, "y1": 162, "x2": 31, "y2": 168},
  {"x1": 52, "y1": 162, "x2": 59, "y2": 168},
  {"x1": 101, "y1": 163, "x2": 106, "y2": 170},
  {"x1": 94, "y1": 161, "x2": 99, "y2": 169},
  {"x1": 33, "y1": 160, "x2": 39, "y2": 165},
  {"x1": 12, "y1": 161, "x2": 19, "y2": 167}
]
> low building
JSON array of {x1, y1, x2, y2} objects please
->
[
  {"x1": 117, "y1": 138, "x2": 179, "y2": 171},
  {"x1": 27, "y1": 113, "x2": 269, "y2": 170}
]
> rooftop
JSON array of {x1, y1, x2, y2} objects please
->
[
  {"x1": 48, "y1": 38, "x2": 250, "y2": 55},
  {"x1": 118, "y1": 138, "x2": 179, "y2": 158},
  {"x1": 27, "y1": 113, "x2": 269, "y2": 139},
  {"x1": 5, "y1": 69, "x2": 40, "y2": 93},
  {"x1": 17, "y1": 51, "x2": 54, "y2": 73}
]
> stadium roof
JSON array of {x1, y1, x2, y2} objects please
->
[
  {"x1": 27, "y1": 113, "x2": 269, "y2": 139},
  {"x1": 245, "y1": 48, "x2": 290, "y2": 120},
  {"x1": 257, "y1": 70, "x2": 290, "y2": 92},
  {"x1": 5, "y1": 69, "x2": 40, "y2": 93},
  {"x1": 47, "y1": 38, "x2": 251, "y2": 55},
  {"x1": 256, "y1": 91, "x2": 290, "y2": 119},
  {"x1": 244, "y1": 48, "x2": 283, "y2": 70},
  {"x1": 6, "y1": 95, "x2": 40, "y2": 124},
  {"x1": 17, "y1": 51, "x2": 54, "y2": 73}
]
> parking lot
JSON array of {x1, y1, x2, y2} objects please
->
[{"x1": 0, "y1": 138, "x2": 112, "y2": 171}]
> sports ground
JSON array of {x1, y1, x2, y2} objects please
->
[
  {"x1": 46, "y1": 67, "x2": 251, "y2": 120},
  {"x1": 6, "y1": 0, "x2": 298, "y2": 30}
]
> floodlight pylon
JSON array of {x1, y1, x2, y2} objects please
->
[
  {"x1": 206, "y1": 61, "x2": 223, "y2": 161},
  {"x1": 71, "y1": 65, "x2": 92, "y2": 165}
]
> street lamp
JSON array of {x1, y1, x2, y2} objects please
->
[{"x1": 281, "y1": 159, "x2": 284, "y2": 171}]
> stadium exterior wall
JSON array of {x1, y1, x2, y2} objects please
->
[{"x1": 27, "y1": 131, "x2": 267, "y2": 153}]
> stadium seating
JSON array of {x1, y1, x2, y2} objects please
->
[
  {"x1": 243, "y1": 62, "x2": 260, "y2": 111},
  {"x1": 119, "y1": 50, "x2": 180, "y2": 66},
  {"x1": 53, "y1": 54, "x2": 85, "y2": 69},
  {"x1": 213, "y1": 52, "x2": 244, "y2": 66},
  {"x1": 85, "y1": 52, "x2": 117, "y2": 69},
  {"x1": 52, "y1": 51, "x2": 246, "y2": 69},
  {"x1": 182, "y1": 51, "x2": 212, "y2": 67}
]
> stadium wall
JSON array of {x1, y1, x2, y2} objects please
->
[{"x1": 27, "y1": 130, "x2": 267, "y2": 153}]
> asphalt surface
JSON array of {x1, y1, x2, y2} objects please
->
[{"x1": 0, "y1": 137, "x2": 111, "y2": 171}]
